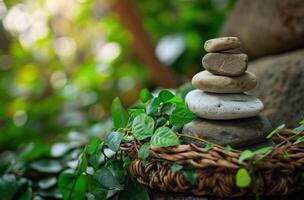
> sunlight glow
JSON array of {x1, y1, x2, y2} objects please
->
[
  {"x1": 53, "y1": 37, "x2": 77, "y2": 57},
  {"x1": 96, "y1": 42, "x2": 121, "y2": 63},
  {"x1": 13, "y1": 110, "x2": 27, "y2": 127},
  {"x1": 3, "y1": 4, "x2": 31, "y2": 35}
]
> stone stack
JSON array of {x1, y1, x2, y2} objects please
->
[{"x1": 183, "y1": 37, "x2": 272, "y2": 148}]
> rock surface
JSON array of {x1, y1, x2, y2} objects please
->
[
  {"x1": 204, "y1": 37, "x2": 240, "y2": 52},
  {"x1": 182, "y1": 115, "x2": 271, "y2": 148},
  {"x1": 202, "y1": 53, "x2": 248, "y2": 76},
  {"x1": 248, "y1": 48, "x2": 304, "y2": 128},
  {"x1": 192, "y1": 71, "x2": 257, "y2": 93},
  {"x1": 185, "y1": 89, "x2": 264, "y2": 120},
  {"x1": 221, "y1": 0, "x2": 304, "y2": 59}
]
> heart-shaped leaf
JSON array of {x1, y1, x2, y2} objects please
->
[
  {"x1": 235, "y1": 168, "x2": 251, "y2": 188},
  {"x1": 151, "y1": 127, "x2": 180, "y2": 147},
  {"x1": 132, "y1": 114, "x2": 154, "y2": 140}
]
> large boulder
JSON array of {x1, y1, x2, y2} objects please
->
[
  {"x1": 221, "y1": 0, "x2": 304, "y2": 59},
  {"x1": 248, "y1": 49, "x2": 304, "y2": 128}
]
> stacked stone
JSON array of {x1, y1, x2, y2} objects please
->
[{"x1": 183, "y1": 37, "x2": 272, "y2": 148}]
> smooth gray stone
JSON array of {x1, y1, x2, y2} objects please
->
[
  {"x1": 182, "y1": 115, "x2": 272, "y2": 148},
  {"x1": 185, "y1": 90, "x2": 263, "y2": 120},
  {"x1": 202, "y1": 53, "x2": 248, "y2": 76}
]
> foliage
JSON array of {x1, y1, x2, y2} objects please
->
[{"x1": 0, "y1": 86, "x2": 304, "y2": 199}]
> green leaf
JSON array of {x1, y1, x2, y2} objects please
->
[
  {"x1": 151, "y1": 127, "x2": 180, "y2": 147},
  {"x1": 203, "y1": 143, "x2": 214, "y2": 151},
  {"x1": 239, "y1": 150, "x2": 254, "y2": 163},
  {"x1": 93, "y1": 167, "x2": 122, "y2": 190},
  {"x1": 106, "y1": 131, "x2": 124, "y2": 152},
  {"x1": 282, "y1": 151, "x2": 289, "y2": 158},
  {"x1": 30, "y1": 160, "x2": 62, "y2": 173},
  {"x1": 111, "y1": 97, "x2": 129, "y2": 129},
  {"x1": 183, "y1": 169, "x2": 198, "y2": 186},
  {"x1": 253, "y1": 146, "x2": 273, "y2": 155},
  {"x1": 224, "y1": 145, "x2": 232, "y2": 153},
  {"x1": 105, "y1": 160, "x2": 126, "y2": 183},
  {"x1": 88, "y1": 138, "x2": 101, "y2": 155},
  {"x1": 138, "y1": 143, "x2": 150, "y2": 161},
  {"x1": 235, "y1": 168, "x2": 251, "y2": 188},
  {"x1": 292, "y1": 124, "x2": 304, "y2": 135},
  {"x1": 266, "y1": 124, "x2": 285, "y2": 139},
  {"x1": 38, "y1": 177, "x2": 57, "y2": 189},
  {"x1": 169, "y1": 103, "x2": 195, "y2": 126},
  {"x1": 132, "y1": 114, "x2": 155, "y2": 140},
  {"x1": 167, "y1": 95, "x2": 183, "y2": 104},
  {"x1": 140, "y1": 88, "x2": 153, "y2": 103},
  {"x1": 0, "y1": 174, "x2": 20, "y2": 200},
  {"x1": 171, "y1": 163, "x2": 183, "y2": 173},
  {"x1": 161, "y1": 102, "x2": 176, "y2": 116},
  {"x1": 300, "y1": 119, "x2": 304, "y2": 125},
  {"x1": 146, "y1": 97, "x2": 161, "y2": 116},
  {"x1": 159, "y1": 90, "x2": 174, "y2": 102},
  {"x1": 79, "y1": 152, "x2": 88, "y2": 174},
  {"x1": 294, "y1": 136, "x2": 304, "y2": 144},
  {"x1": 118, "y1": 179, "x2": 149, "y2": 200},
  {"x1": 58, "y1": 172, "x2": 87, "y2": 200},
  {"x1": 90, "y1": 188, "x2": 107, "y2": 200},
  {"x1": 123, "y1": 155, "x2": 131, "y2": 170}
]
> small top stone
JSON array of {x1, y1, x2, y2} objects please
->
[{"x1": 204, "y1": 37, "x2": 241, "y2": 52}]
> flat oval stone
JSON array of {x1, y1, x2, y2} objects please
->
[
  {"x1": 202, "y1": 53, "x2": 248, "y2": 76},
  {"x1": 182, "y1": 115, "x2": 272, "y2": 148},
  {"x1": 192, "y1": 71, "x2": 257, "y2": 93},
  {"x1": 204, "y1": 37, "x2": 241, "y2": 52},
  {"x1": 185, "y1": 89, "x2": 264, "y2": 120}
]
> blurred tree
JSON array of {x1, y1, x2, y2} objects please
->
[{"x1": 0, "y1": 0, "x2": 235, "y2": 150}]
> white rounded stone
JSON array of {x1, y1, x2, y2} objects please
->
[{"x1": 185, "y1": 89, "x2": 264, "y2": 120}]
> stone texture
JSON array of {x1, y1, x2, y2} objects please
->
[
  {"x1": 202, "y1": 53, "x2": 248, "y2": 76},
  {"x1": 192, "y1": 71, "x2": 257, "y2": 93},
  {"x1": 182, "y1": 115, "x2": 271, "y2": 148},
  {"x1": 221, "y1": 0, "x2": 304, "y2": 59},
  {"x1": 185, "y1": 89, "x2": 264, "y2": 120},
  {"x1": 204, "y1": 37, "x2": 241, "y2": 52},
  {"x1": 248, "y1": 48, "x2": 304, "y2": 128}
]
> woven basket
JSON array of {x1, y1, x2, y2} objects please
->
[{"x1": 120, "y1": 129, "x2": 304, "y2": 198}]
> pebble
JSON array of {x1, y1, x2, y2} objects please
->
[
  {"x1": 185, "y1": 89, "x2": 264, "y2": 120},
  {"x1": 202, "y1": 53, "x2": 248, "y2": 76},
  {"x1": 182, "y1": 115, "x2": 272, "y2": 148},
  {"x1": 192, "y1": 71, "x2": 257, "y2": 93},
  {"x1": 204, "y1": 37, "x2": 241, "y2": 52}
]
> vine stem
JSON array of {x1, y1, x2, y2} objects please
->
[
  {"x1": 175, "y1": 133, "x2": 241, "y2": 153},
  {"x1": 254, "y1": 133, "x2": 299, "y2": 164}
]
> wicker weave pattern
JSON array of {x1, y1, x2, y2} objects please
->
[{"x1": 121, "y1": 129, "x2": 304, "y2": 197}]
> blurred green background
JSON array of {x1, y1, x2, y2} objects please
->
[{"x1": 0, "y1": 0, "x2": 235, "y2": 151}]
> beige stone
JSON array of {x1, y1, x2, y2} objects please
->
[
  {"x1": 192, "y1": 71, "x2": 257, "y2": 93},
  {"x1": 204, "y1": 37, "x2": 241, "y2": 52},
  {"x1": 202, "y1": 53, "x2": 248, "y2": 76}
]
